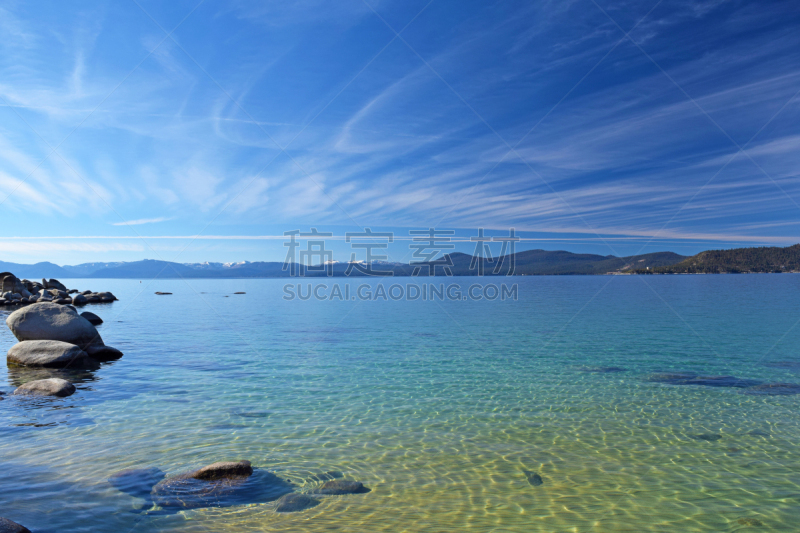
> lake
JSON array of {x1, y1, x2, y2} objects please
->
[{"x1": 1, "y1": 275, "x2": 799, "y2": 532}]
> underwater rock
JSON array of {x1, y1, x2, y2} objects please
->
[
  {"x1": 742, "y1": 383, "x2": 800, "y2": 396},
  {"x1": 689, "y1": 433, "x2": 722, "y2": 441},
  {"x1": 737, "y1": 517, "x2": 764, "y2": 526},
  {"x1": 523, "y1": 471, "x2": 544, "y2": 486},
  {"x1": 13, "y1": 378, "x2": 76, "y2": 397},
  {"x1": 0, "y1": 517, "x2": 31, "y2": 533},
  {"x1": 275, "y1": 493, "x2": 320, "y2": 513},
  {"x1": 313, "y1": 479, "x2": 370, "y2": 495},
  {"x1": 578, "y1": 366, "x2": 626, "y2": 373},
  {"x1": 648, "y1": 372, "x2": 761, "y2": 388},
  {"x1": 763, "y1": 361, "x2": 800, "y2": 370},
  {"x1": 151, "y1": 464, "x2": 292, "y2": 509},
  {"x1": 109, "y1": 467, "x2": 166, "y2": 499}
]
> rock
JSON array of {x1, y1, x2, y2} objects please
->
[
  {"x1": 193, "y1": 461, "x2": 253, "y2": 481},
  {"x1": 55, "y1": 298, "x2": 71, "y2": 305},
  {"x1": 81, "y1": 290, "x2": 92, "y2": 295},
  {"x1": 151, "y1": 464, "x2": 292, "y2": 509},
  {"x1": 275, "y1": 493, "x2": 320, "y2": 513},
  {"x1": 86, "y1": 296, "x2": 100, "y2": 303},
  {"x1": 13, "y1": 378, "x2": 76, "y2": 397},
  {"x1": 68, "y1": 289, "x2": 79, "y2": 294},
  {"x1": 85, "y1": 345, "x2": 123, "y2": 361},
  {"x1": 43, "y1": 279, "x2": 67, "y2": 291},
  {"x1": 97, "y1": 292, "x2": 116, "y2": 302},
  {"x1": 234, "y1": 292, "x2": 246, "y2": 294},
  {"x1": 109, "y1": 467, "x2": 166, "y2": 499},
  {"x1": 689, "y1": 433, "x2": 722, "y2": 441},
  {"x1": 737, "y1": 517, "x2": 764, "y2": 526},
  {"x1": 72, "y1": 294, "x2": 88, "y2": 306},
  {"x1": 743, "y1": 383, "x2": 800, "y2": 395},
  {"x1": 313, "y1": 479, "x2": 369, "y2": 495},
  {"x1": 80, "y1": 311, "x2": 103, "y2": 325},
  {"x1": 7, "y1": 302, "x2": 104, "y2": 350},
  {"x1": 7, "y1": 340, "x2": 91, "y2": 368},
  {"x1": 0, "y1": 517, "x2": 31, "y2": 533},
  {"x1": 155, "y1": 292, "x2": 172, "y2": 295},
  {"x1": 648, "y1": 372, "x2": 761, "y2": 388},
  {"x1": 523, "y1": 471, "x2": 544, "y2": 486}
]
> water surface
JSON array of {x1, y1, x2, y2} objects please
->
[{"x1": 1, "y1": 275, "x2": 799, "y2": 531}]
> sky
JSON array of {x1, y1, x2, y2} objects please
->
[{"x1": 1, "y1": 0, "x2": 799, "y2": 266}]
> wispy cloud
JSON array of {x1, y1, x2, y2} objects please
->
[{"x1": 111, "y1": 217, "x2": 173, "y2": 226}]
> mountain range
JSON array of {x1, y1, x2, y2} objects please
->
[{"x1": 2, "y1": 245, "x2": 798, "y2": 279}]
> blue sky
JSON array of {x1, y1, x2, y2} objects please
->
[{"x1": 1, "y1": 0, "x2": 799, "y2": 265}]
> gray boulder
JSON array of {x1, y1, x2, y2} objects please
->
[
  {"x1": 7, "y1": 340, "x2": 91, "y2": 368},
  {"x1": 72, "y1": 294, "x2": 88, "y2": 306},
  {"x1": 81, "y1": 290, "x2": 92, "y2": 295},
  {"x1": 13, "y1": 378, "x2": 76, "y2": 397},
  {"x1": 80, "y1": 311, "x2": 103, "y2": 325},
  {"x1": 313, "y1": 479, "x2": 369, "y2": 495},
  {"x1": 46, "y1": 279, "x2": 68, "y2": 291},
  {"x1": 85, "y1": 345, "x2": 123, "y2": 361},
  {"x1": 6, "y1": 302, "x2": 104, "y2": 349},
  {"x1": 275, "y1": 493, "x2": 320, "y2": 513},
  {"x1": 0, "y1": 517, "x2": 31, "y2": 533},
  {"x1": 194, "y1": 461, "x2": 253, "y2": 480}
]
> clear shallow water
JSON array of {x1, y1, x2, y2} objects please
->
[{"x1": 1, "y1": 275, "x2": 799, "y2": 532}]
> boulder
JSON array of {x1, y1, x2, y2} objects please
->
[
  {"x1": 155, "y1": 292, "x2": 172, "y2": 295},
  {"x1": 7, "y1": 340, "x2": 91, "y2": 368},
  {"x1": 55, "y1": 298, "x2": 71, "y2": 305},
  {"x1": 6, "y1": 302, "x2": 104, "y2": 349},
  {"x1": 85, "y1": 345, "x2": 123, "y2": 361},
  {"x1": 275, "y1": 493, "x2": 320, "y2": 513},
  {"x1": 193, "y1": 461, "x2": 253, "y2": 480},
  {"x1": 80, "y1": 312, "x2": 103, "y2": 325},
  {"x1": 313, "y1": 479, "x2": 369, "y2": 495},
  {"x1": 46, "y1": 279, "x2": 68, "y2": 291},
  {"x1": 151, "y1": 461, "x2": 292, "y2": 509},
  {"x1": 0, "y1": 517, "x2": 31, "y2": 533},
  {"x1": 81, "y1": 290, "x2": 92, "y2": 295},
  {"x1": 68, "y1": 289, "x2": 79, "y2": 294},
  {"x1": 97, "y1": 292, "x2": 117, "y2": 302},
  {"x1": 72, "y1": 294, "x2": 88, "y2": 306},
  {"x1": 13, "y1": 378, "x2": 76, "y2": 397}
]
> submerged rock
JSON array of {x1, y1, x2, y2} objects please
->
[
  {"x1": 0, "y1": 517, "x2": 31, "y2": 533},
  {"x1": 109, "y1": 467, "x2": 166, "y2": 499},
  {"x1": 193, "y1": 461, "x2": 253, "y2": 480},
  {"x1": 648, "y1": 372, "x2": 761, "y2": 388},
  {"x1": 742, "y1": 383, "x2": 800, "y2": 396},
  {"x1": 6, "y1": 302, "x2": 103, "y2": 350},
  {"x1": 151, "y1": 461, "x2": 292, "y2": 509},
  {"x1": 80, "y1": 311, "x2": 103, "y2": 325},
  {"x1": 689, "y1": 433, "x2": 722, "y2": 441},
  {"x1": 523, "y1": 471, "x2": 544, "y2": 486},
  {"x1": 13, "y1": 378, "x2": 76, "y2": 397},
  {"x1": 7, "y1": 340, "x2": 91, "y2": 368},
  {"x1": 275, "y1": 493, "x2": 320, "y2": 513},
  {"x1": 313, "y1": 479, "x2": 370, "y2": 495},
  {"x1": 85, "y1": 345, "x2": 124, "y2": 361},
  {"x1": 578, "y1": 366, "x2": 626, "y2": 373},
  {"x1": 737, "y1": 517, "x2": 764, "y2": 526}
]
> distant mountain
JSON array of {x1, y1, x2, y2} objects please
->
[
  {"x1": 0, "y1": 261, "x2": 72, "y2": 279},
  {"x1": 61, "y1": 262, "x2": 127, "y2": 276},
  {"x1": 638, "y1": 244, "x2": 800, "y2": 274},
  {"x1": 0, "y1": 249, "x2": 693, "y2": 279}
]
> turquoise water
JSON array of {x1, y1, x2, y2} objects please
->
[{"x1": 1, "y1": 275, "x2": 800, "y2": 532}]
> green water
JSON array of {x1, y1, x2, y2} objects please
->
[{"x1": 1, "y1": 275, "x2": 799, "y2": 531}]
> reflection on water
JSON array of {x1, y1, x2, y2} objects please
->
[{"x1": 0, "y1": 276, "x2": 799, "y2": 532}]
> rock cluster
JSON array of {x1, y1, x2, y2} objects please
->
[
  {"x1": 108, "y1": 460, "x2": 369, "y2": 514},
  {"x1": 0, "y1": 273, "x2": 117, "y2": 308},
  {"x1": 5, "y1": 300, "x2": 124, "y2": 397}
]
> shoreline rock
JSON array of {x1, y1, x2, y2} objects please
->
[
  {"x1": 0, "y1": 517, "x2": 31, "y2": 533},
  {"x1": 13, "y1": 378, "x2": 76, "y2": 397},
  {"x1": 7, "y1": 303, "x2": 104, "y2": 350},
  {"x1": 7, "y1": 340, "x2": 91, "y2": 368}
]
